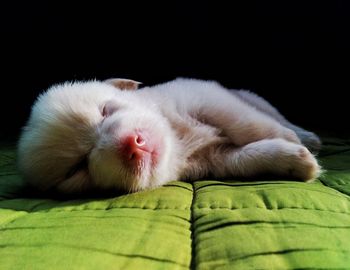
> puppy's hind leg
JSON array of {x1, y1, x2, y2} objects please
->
[
  {"x1": 233, "y1": 90, "x2": 321, "y2": 153},
  {"x1": 212, "y1": 139, "x2": 321, "y2": 181}
]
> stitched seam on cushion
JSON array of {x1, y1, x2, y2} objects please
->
[
  {"x1": 0, "y1": 206, "x2": 191, "y2": 214},
  {"x1": 196, "y1": 185, "x2": 350, "y2": 200},
  {"x1": 0, "y1": 243, "x2": 189, "y2": 268},
  {"x1": 0, "y1": 211, "x2": 29, "y2": 228},
  {"x1": 193, "y1": 206, "x2": 350, "y2": 216},
  {"x1": 189, "y1": 182, "x2": 196, "y2": 270},
  {"x1": 199, "y1": 248, "x2": 350, "y2": 266},
  {"x1": 5, "y1": 206, "x2": 350, "y2": 215}
]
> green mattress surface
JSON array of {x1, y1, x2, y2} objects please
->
[{"x1": 0, "y1": 137, "x2": 350, "y2": 269}]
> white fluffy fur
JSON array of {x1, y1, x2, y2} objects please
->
[{"x1": 17, "y1": 78, "x2": 321, "y2": 194}]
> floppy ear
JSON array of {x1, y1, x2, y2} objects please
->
[
  {"x1": 56, "y1": 168, "x2": 92, "y2": 194},
  {"x1": 104, "y1": 78, "x2": 142, "y2": 91}
]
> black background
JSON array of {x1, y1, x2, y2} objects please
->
[{"x1": 1, "y1": 0, "x2": 349, "y2": 140}]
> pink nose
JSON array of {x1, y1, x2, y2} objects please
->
[{"x1": 120, "y1": 134, "x2": 150, "y2": 162}]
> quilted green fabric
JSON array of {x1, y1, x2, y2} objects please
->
[{"x1": 1, "y1": 138, "x2": 350, "y2": 269}]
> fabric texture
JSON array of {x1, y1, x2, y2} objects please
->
[{"x1": 0, "y1": 138, "x2": 350, "y2": 269}]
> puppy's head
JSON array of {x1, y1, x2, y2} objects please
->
[{"x1": 18, "y1": 79, "x2": 178, "y2": 194}]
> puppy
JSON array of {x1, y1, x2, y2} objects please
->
[{"x1": 17, "y1": 78, "x2": 321, "y2": 194}]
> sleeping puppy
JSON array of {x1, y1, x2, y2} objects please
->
[{"x1": 17, "y1": 78, "x2": 322, "y2": 194}]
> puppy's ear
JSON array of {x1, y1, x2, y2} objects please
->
[
  {"x1": 104, "y1": 78, "x2": 142, "y2": 91},
  {"x1": 56, "y1": 168, "x2": 92, "y2": 194}
]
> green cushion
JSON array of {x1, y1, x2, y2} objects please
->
[{"x1": 1, "y1": 138, "x2": 350, "y2": 269}]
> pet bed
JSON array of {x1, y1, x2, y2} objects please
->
[{"x1": 0, "y1": 137, "x2": 349, "y2": 269}]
